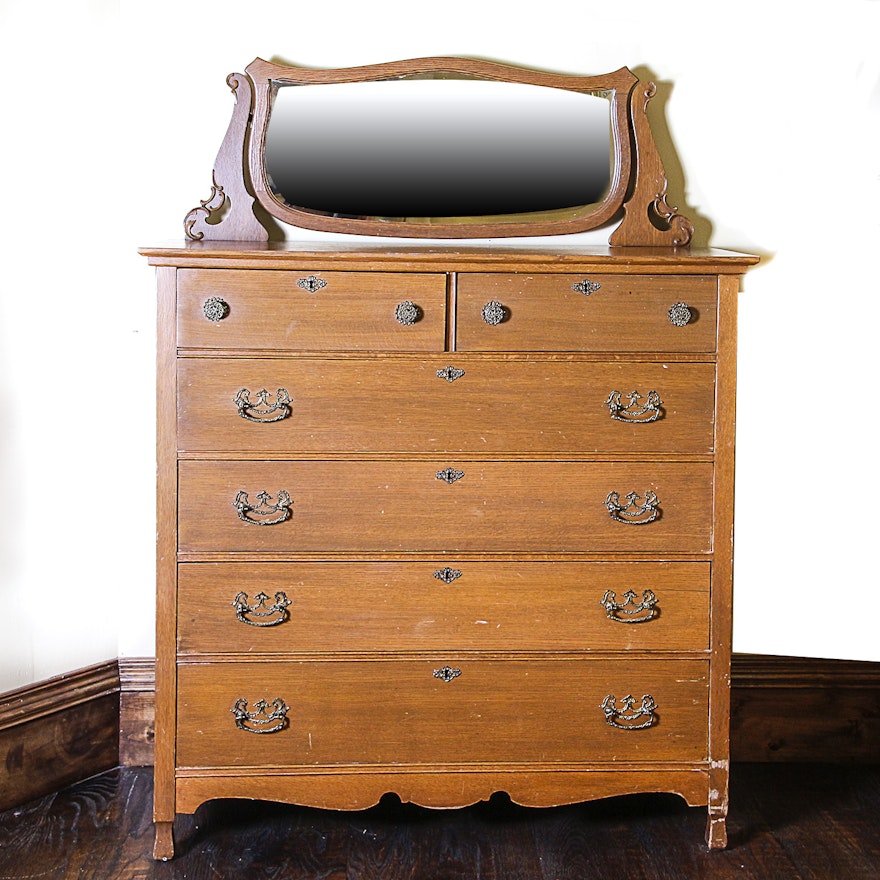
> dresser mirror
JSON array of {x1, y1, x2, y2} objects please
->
[
  {"x1": 263, "y1": 79, "x2": 615, "y2": 228},
  {"x1": 184, "y1": 56, "x2": 695, "y2": 246}
]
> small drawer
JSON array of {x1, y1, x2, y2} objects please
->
[
  {"x1": 177, "y1": 269, "x2": 447, "y2": 351},
  {"x1": 177, "y1": 460, "x2": 714, "y2": 554},
  {"x1": 176, "y1": 659, "x2": 709, "y2": 768},
  {"x1": 177, "y1": 358, "x2": 716, "y2": 455},
  {"x1": 456, "y1": 274, "x2": 717, "y2": 352},
  {"x1": 177, "y1": 561, "x2": 710, "y2": 655}
]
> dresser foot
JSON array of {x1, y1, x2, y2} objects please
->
[
  {"x1": 706, "y1": 812, "x2": 728, "y2": 850},
  {"x1": 153, "y1": 821, "x2": 175, "y2": 861}
]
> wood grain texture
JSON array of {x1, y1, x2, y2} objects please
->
[
  {"x1": 609, "y1": 81, "x2": 694, "y2": 247},
  {"x1": 457, "y1": 273, "x2": 718, "y2": 352},
  {"x1": 182, "y1": 72, "x2": 268, "y2": 243},
  {"x1": 178, "y1": 358, "x2": 717, "y2": 455},
  {"x1": 177, "y1": 269, "x2": 447, "y2": 351},
  {"x1": 175, "y1": 658, "x2": 708, "y2": 770},
  {"x1": 0, "y1": 661, "x2": 119, "y2": 732},
  {"x1": 119, "y1": 658, "x2": 156, "y2": 768},
  {"x1": 0, "y1": 661, "x2": 120, "y2": 812},
  {"x1": 706, "y1": 274, "x2": 739, "y2": 847},
  {"x1": 0, "y1": 698, "x2": 119, "y2": 814},
  {"x1": 730, "y1": 655, "x2": 880, "y2": 763},
  {"x1": 177, "y1": 560, "x2": 710, "y2": 655},
  {"x1": 140, "y1": 242, "x2": 760, "y2": 275},
  {"x1": 177, "y1": 459, "x2": 715, "y2": 554},
  {"x1": 176, "y1": 768, "x2": 712, "y2": 815},
  {"x1": 154, "y1": 266, "x2": 178, "y2": 852}
]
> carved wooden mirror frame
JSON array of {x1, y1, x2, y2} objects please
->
[{"x1": 184, "y1": 57, "x2": 693, "y2": 247}]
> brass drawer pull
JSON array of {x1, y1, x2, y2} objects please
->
[
  {"x1": 233, "y1": 490, "x2": 292, "y2": 526},
  {"x1": 395, "y1": 300, "x2": 422, "y2": 325},
  {"x1": 600, "y1": 589, "x2": 658, "y2": 623},
  {"x1": 203, "y1": 296, "x2": 229, "y2": 322},
  {"x1": 668, "y1": 302, "x2": 693, "y2": 326},
  {"x1": 234, "y1": 388, "x2": 292, "y2": 423},
  {"x1": 232, "y1": 591, "x2": 292, "y2": 627},
  {"x1": 572, "y1": 279, "x2": 601, "y2": 295},
  {"x1": 296, "y1": 275, "x2": 326, "y2": 292},
  {"x1": 436, "y1": 365, "x2": 465, "y2": 383},
  {"x1": 601, "y1": 694, "x2": 657, "y2": 730},
  {"x1": 433, "y1": 665, "x2": 462, "y2": 683},
  {"x1": 231, "y1": 698, "x2": 289, "y2": 734},
  {"x1": 606, "y1": 390, "x2": 663, "y2": 423},
  {"x1": 481, "y1": 301, "x2": 506, "y2": 325},
  {"x1": 436, "y1": 467, "x2": 465, "y2": 484},
  {"x1": 434, "y1": 567, "x2": 462, "y2": 584},
  {"x1": 605, "y1": 490, "x2": 660, "y2": 525}
]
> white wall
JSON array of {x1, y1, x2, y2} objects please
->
[{"x1": 1, "y1": 0, "x2": 878, "y2": 691}]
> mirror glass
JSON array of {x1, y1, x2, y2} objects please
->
[{"x1": 264, "y1": 79, "x2": 613, "y2": 225}]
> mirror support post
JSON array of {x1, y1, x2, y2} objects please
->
[
  {"x1": 609, "y1": 82, "x2": 694, "y2": 248},
  {"x1": 183, "y1": 73, "x2": 269, "y2": 242}
]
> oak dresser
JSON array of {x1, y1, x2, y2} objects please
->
[
  {"x1": 142, "y1": 242, "x2": 757, "y2": 858},
  {"x1": 142, "y1": 55, "x2": 757, "y2": 860}
]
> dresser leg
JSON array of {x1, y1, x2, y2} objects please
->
[
  {"x1": 153, "y1": 821, "x2": 175, "y2": 861},
  {"x1": 706, "y1": 810, "x2": 728, "y2": 850}
]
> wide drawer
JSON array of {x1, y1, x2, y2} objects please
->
[
  {"x1": 178, "y1": 358, "x2": 716, "y2": 455},
  {"x1": 177, "y1": 460, "x2": 714, "y2": 554},
  {"x1": 457, "y1": 274, "x2": 717, "y2": 352},
  {"x1": 176, "y1": 659, "x2": 709, "y2": 767},
  {"x1": 177, "y1": 561, "x2": 710, "y2": 654},
  {"x1": 177, "y1": 269, "x2": 447, "y2": 351}
]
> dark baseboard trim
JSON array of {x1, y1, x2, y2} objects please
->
[
  {"x1": 0, "y1": 660, "x2": 120, "y2": 812},
  {"x1": 730, "y1": 653, "x2": 880, "y2": 762},
  {"x1": 119, "y1": 657, "x2": 157, "y2": 767},
  {"x1": 2, "y1": 653, "x2": 878, "y2": 811}
]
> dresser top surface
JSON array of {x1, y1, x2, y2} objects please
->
[{"x1": 140, "y1": 241, "x2": 759, "y2": 274}]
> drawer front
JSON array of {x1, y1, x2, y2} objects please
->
[
  {"x1": 457, "y1": 274, "x2": 717, "y2": 352},
  {"x1": 178, "y1": 358, "x2": 716, "y2": 455},
  {"x1": 176, "y1": 659, "x2": 709, "y2": 767},
  {"x1": 178, "y1": 460, "x2": 713, "y2": 554},
  {"x1": 178, "y1": 561, "x2": 710, "y2": 654},
  {"x1": 177, "y1": 269, "x2": 447, "y2": 351}
]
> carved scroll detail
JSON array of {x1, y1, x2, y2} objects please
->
[
  {"x1": 184, "y1": 173, "x2": 226, "y2": 240},
  {"x1": 652, "y1": 191, "x2": 695, "y2": 247},
  {"x1": 184, "y1": 73, "x2": 269, "y2": 242},
  {"x1": 610, "y1": 81, "x2": 694, "y2": 248}
]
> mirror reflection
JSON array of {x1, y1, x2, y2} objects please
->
[{"x1": 264, "y1": 80, "x2": 613, "y2": 223}]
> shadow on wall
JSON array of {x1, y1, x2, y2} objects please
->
[
  {"x1": 631, "y1": 65, "x2": 712, "y2": 249},
  {"x1": 631, "y1": 64, "x2": 773, "y2": 269},
  {"x1": 0, "y1": 370, "x2": 31, "y2": 691}
]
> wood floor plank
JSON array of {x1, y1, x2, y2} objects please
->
[
  {"x1": 732, "y1": 764, "x2": 880, "y2": 880},
  {"x1": 0, "y1": 765, "x2": 878, "y2": 879}
]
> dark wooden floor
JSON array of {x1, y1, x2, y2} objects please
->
[{"x1": 0, "y1": 764, "x2": 878, "y2": 879}]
